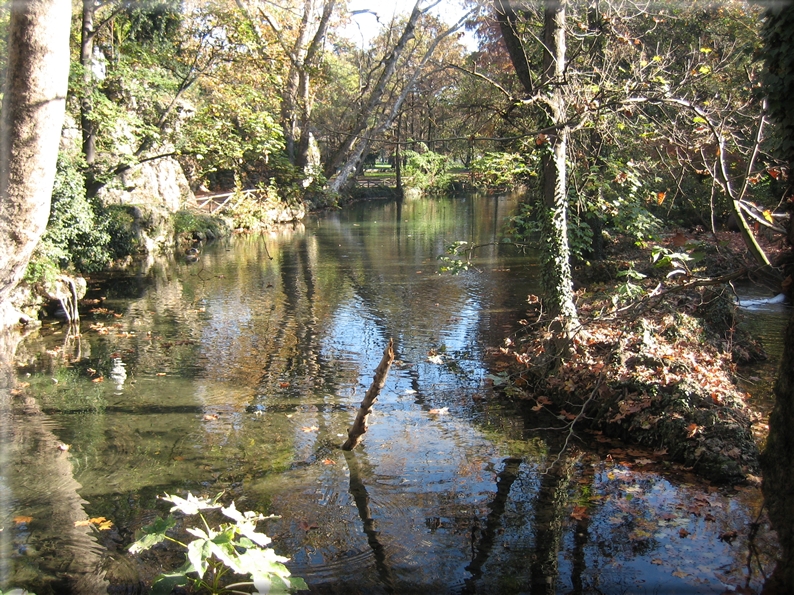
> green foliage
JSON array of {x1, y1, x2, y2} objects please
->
[
  {"x1": 173, "y1": 209, "x2": 227, "y2": 238},
  {"x1": 401, "y1": 149, "x2": 452, "y2": 192},
  {"x1": 181, "y1": 86, "x2": 285, "y2": 188},
  {"x1": 26, "y1": 149, "x2": 145, "y2": 282},
  {"x1": 470, "y1": 151, "x2": 538, "y2": 190},
  {"x1": 505, "y1": 197, "x2": 595, "y2": 263},
  {"x1": 614, "y1": 266, "x2": 647, "y2": 304},
  {"x1": 129, "y1": 492, "x2": 307, "y2": 595},
  {"x1": 27, "y1": 152, "x2": 114, "y2": 280},
  {"x1": 580, "y1": 158, "x2": 663, "y2": 244},
  {"x1": 438, "y1": 241, "x2": 475, "y2": 273},
  {"x1": 224, "y1": 184, "x2": 296, "y2": 231},
  {"x1": 650, "y1": 242, "x2": 706, "y2": 280}
]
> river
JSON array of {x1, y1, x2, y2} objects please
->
[{"x1": 0, "y1": 193, "x2": 778, "y2": 594}]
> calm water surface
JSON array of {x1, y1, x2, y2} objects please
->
[{"x1": 1, "y1": 194, "x2": 777, "y2": 594}]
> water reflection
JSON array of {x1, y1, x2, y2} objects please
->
[{"x1": 1, "y1": 194, "x2": 779, "y2": 594}]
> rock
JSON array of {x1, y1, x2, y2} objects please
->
[{"x1": 96, "y1": 156, "x2": 195, "y2": 213}]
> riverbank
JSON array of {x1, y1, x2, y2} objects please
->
[{"x1": 489, "y1": 230, "x2": 786, "y2": 485}]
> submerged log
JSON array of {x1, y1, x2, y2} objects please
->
[{"x1": 342, "y1": 338, "x2": 395, "y2": 451}]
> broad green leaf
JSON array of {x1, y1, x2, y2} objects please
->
[
  {"x1": 289, "y1": 577, "x2": 309, "y2": 591},
  {"x1": 187, "y1": 526, "x2": 212, "y2": 540},
  {"x1": 128, "y1": 516, "x2": 176, "y2": 553},
  {"x1": 162, "y1": 492, "x2": 222, "y2": 515},
  {"x1": 187, "y1": 538, "x2": 212, "y2": 578},
  {"x1": 151, "y1": 561, "x2": 192, "y2": 595},
  {"x1": 128, "y1": 531, "x2": 166, "y2": 554},
  {"x1": 209, "y1": 540, "x2": 243, "y2": 574}
]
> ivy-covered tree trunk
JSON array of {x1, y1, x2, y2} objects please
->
[
  {"x1": 0, "y1": 0, "x2": 71, "y2": 325},
  {"x1": 495, "y1": 0, "x2": 578, "y2": 333},
  {"x1": 540, "y1": 0, "x2": 579, "y2": 333}
]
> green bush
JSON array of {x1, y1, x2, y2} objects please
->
[
  {"x1": 401, "y1": 148, "x2": 452, "y2": 193},
  {"x1": 173, "y1": 209, "x2": 227, "y2": 238},
  {"x1": 470, "y1": 152, "x2": 539, "y2": 190},
  {"x1": 27, "y1": 151, "x2": 114, "y2": 281}
]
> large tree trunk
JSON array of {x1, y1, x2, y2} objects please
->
[
  {"x1": 540, "y1": 0, "x2": 578, "y2": 332},
  {"x1": 0, "y1": 0, "x2": 71, "y2": 326}
]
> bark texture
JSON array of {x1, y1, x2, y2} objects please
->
[{"x1": 0, "y1": 0, "x2": 71, "y2": 316}]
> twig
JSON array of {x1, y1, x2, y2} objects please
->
[{"x1": 342, "y1": 338, "x2": 395, "y2": 450}]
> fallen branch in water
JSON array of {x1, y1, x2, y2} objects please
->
[{"x1": 342, "y1": 338, "x2": 395, "y2": 451}]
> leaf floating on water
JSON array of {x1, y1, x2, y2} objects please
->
[
  {"x1": 322, "y1": 459, "x2": 336, "y2": 465},
  {"x1": 14, "y1": 516, "x2": 33, "y2": 524},
  {"x1": 719, "y1": 530, "x2": 738, "y2": 543},
  {"x1": 427, "y1": 354, "x2": 444, "y2": 365},
  {"x1": 672, "y1": 569, "x2": 689, "y2": 579},
  {"x1": 298, "y1": 520, "x2": 318, "y2": 531},
  {"x1": 75, "y1": 517, "x2": 114, "y2": 530},
  {"x1": 301, "y1": 426, "x2": 319, "y2": 433},
  {"x1": 428, "y1": 407, "x2": 449, "y2": 415},
  {"x1": 279, "y1": 382, "x2": 290, "y2": 388},
  {"x1": 678, "y1": 528, "x2": 690, "y2": 538},
  {"x1": 651, "y1": 558, "x2": 664, "y2": 565},
  {"x1": 570, "y1": 506, "x2": 589, "y2": 521},
  {"x1": 202, "y1": 414, "x2": 219, "y2": 421}
]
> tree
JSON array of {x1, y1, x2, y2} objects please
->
[
  {"x1": 0, "y1": 0, "x2": 71, "y2": 325},
  {"x1": 493, "y1": 0, "x2": 579, "y2": 333},
  {"x1": 323, "y1": 2, "x2": 471, "y2": 194},
  {"x1": 759, "y1": 3, "x2": 794, "y2": 593},
  {"x1": 238, "y1": 0, "x2": 337, "y2": 171}
]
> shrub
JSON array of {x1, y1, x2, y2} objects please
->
[
  {"x1": 401, "y1": 148, "x2": 451, "y2": 193},
  {"x1": 470, "y1": 152, "x2": 539, "y2": 190}
]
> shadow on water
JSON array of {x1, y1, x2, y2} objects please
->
[{"x1": 1, "y1": 193, "x2": 785, "y2": 594}]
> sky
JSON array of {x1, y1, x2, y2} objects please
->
[{"x1": 343, "y1": 0, "x2": 477, "y2": 49}]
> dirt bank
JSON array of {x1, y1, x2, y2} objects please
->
[{"x1": 489, "y1": 231, "x2": 781, "y2": 485}]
